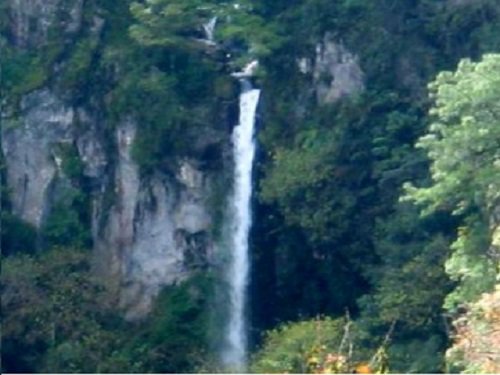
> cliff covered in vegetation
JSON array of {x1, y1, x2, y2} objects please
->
[{"x1": 1, "y1": 0, "x2": 499, "y2": 373}]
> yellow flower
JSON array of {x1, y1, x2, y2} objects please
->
[{"x1": 354, "y1": 363, "x2": 372, "y2": 374}]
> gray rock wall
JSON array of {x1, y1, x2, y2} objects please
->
[
  {"x1": 2, "y1": 89, "x2": 224, "y2": 319},
  {"x1": 313, "y1": 34, "x2": 364, "y2": 104},
  {"x1": 8, "y1": 0, "x2": 83, "y2": 48},
  {"x1": 2, "y1": 89, "x2": 74, "y2": 228},
  {"x1": 1, "y1": 0, "x2": 229, "y2": 319},
  {"x1": 94, "y1": 122, "x2": 217, "y2": 319},
  {"x1": 296, "y1": 34, "x2": 365, "y2": 105}
]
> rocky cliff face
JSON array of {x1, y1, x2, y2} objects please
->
[
  {"x1": 1, "y1": 0, "x2": 230, "y2": 318},
  {"x1": 1, "y1": 0, "x2": 366, "y2": 319},
  {"x1": 94, "y1": 120, "x2": 217, "y2": 319},
  {"x1": 312, "y1": 34, "x2": 364, "y2": 104},
  {"x1": 8, "y1": 0, "x2": 84, "y2": 48},
  {"x1": 2, "y1": 89, "x2": 75, "y2": 228},
  {"x1": 296, "y1": 33, "x2": 364, "y2": 105}
]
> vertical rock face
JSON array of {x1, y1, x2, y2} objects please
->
[
  {"x1": 1, "y1": 89, "x2": 74, "y2": 228},
  {"x1": 93, "y1": 122, "x2": 216, "y2": 319},
  {"x1": 2, "y1": 0, "x2": 229, "y2": 318},
  {"x1": 8, "y1": 0, "x2": 84, "y2": 47},
  {"x1": 297, "y1": 34, "x2": 364, "y2": 105},
  {"x1": 2, "y1": 95, "x2": 220, "y2": 319},
  {"x1": 313, "y1": 34, "x2": 364, "y2": 104}
]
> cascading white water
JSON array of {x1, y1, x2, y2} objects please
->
[
  {"x1": 222, "y1": 80, "x2": 260, "y2": 371},
  {"x1": 199, "y1": 14, "x2": 258, "y2": 369},
  {"x1": 203, "y1": 16, "x2": 217, "y2": 42}
]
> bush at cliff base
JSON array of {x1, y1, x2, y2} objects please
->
[
  {"x1": 446, "y1": 284, "x2": 500, "y2": 373},
  {"x1": 250, "y1": 317, "x2": 389, "y2": 373}
]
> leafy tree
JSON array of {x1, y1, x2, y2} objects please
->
[
  {"x1": 404, "y1": 55, "x2": 500, "y2": 217},
  {"x1": 41, "y1": 189, "x2": 92, "y2": 250},
  {"x1": 129, "y1": 0, "x2": 282, "y2": 63},
  {"x1": 1, "y1": 213, "x2": 37, "y2": 256},
  {"x1": 114, "y1": 274, "x2": 215, "y2": 373},
  {"x1": 404, "y1": 54, "x2": 500, "y2": 309},
  {"x1": 2, "y1": 247, "x2": 212, "y2": 373},
  {"x1": 250, "y1": 317, "x2": 350, "y2": 373},
  {"x1": 1, "y1": 248, "x2": 126, "y2": 373},
  {"x1": 129, "y1": 0, "x2": 217, "y2": 48},
  {"x1": 250, "y1": 317, "x2": 390, "y2": 374},
  {"x1": 260, "y1": 128, "x2": 337, "y2": 242},
  {"x1": 357, "y1": 204, "x2": 453, "y2": 373}
]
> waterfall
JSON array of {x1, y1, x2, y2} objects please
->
[
  {"x1": 203, "y1": 16, "x2": 217, "y2": 42},
  {"x1": 222, "y1": 80, "x2": 260, "y2": 371}
]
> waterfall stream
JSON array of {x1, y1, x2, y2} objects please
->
[
  {"x1": 203, "y1": 16, "x2": 217, "y2": 42},
  {"x1": 222, "y1": 80, "x2": 260, "y2": 371}
]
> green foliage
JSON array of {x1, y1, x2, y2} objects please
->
[
  {"x1": 57, "y1": 143, "x2": 86, "y2": 181},
  {"x1": 421, "y1": 0, "x2": 500, "y2": 58},
  {"x1": 0, "y1": 7, "x2": 70, "y2": 101},
  {"x1": 259, "y1": 98, "x2": 376, "y2": 247},
  {"x1": 250, "y1": 317, "x2": 348, "y2": 373},
  {"x1": 215, "y1": 3, "x2": 284, "y2": 62},
  {"x1": 404, "y1": 55, "x2": 500, "y2": 216},
  {"x1": 2, "y1": 248, "x2": 214, "y2": 373},
  {"x1": 129, "y1": 0, "x2": 217, "y2": 48},
  {"x1": 60, "y1": 37, "x2": 99, "y2": 90},
  {"x1": 385, "y1": 335, "x2": 446, "y2": 374},
  {"x1": 253, "y1": 3, "x2": 500, "y2": 371},
  {"x1": 109, "y1": 67, "x2": 188, "y2": 172},
  {"x1": 250, "y1": 317, "x2": 394, "y2": 374},
  {"x1": 1, "y1": 153, "x2": 38, "y2": 256},
  {"x1": 115, "y1": 274, "x2": 215, "y2": 373},
  {"x1": 404, "y1": 54, "x2": 500, "y2": 309},
  {"x1": 101, "y1": 15, "x2": 230, "y2": 173},
  {"x1": 3, "y1": 1, "x2": 500, "y2": 373},
  {"x1": 359, "y1": 205, "x2": 452, "y2": 329},
  {"x1": 356, "y1": 204, "x2": 452, "y2": 373},
  {"x1": 260, "y1": 128, "x2": 336, "y2": 241},
  {"x1": 2, "y1": 248, "x2": 126, "y2": 373},
  {"x1": 42, "y1": 188, "x2": 92, "y2": 250},
  {"x1": 0, "y1": 45, "x2": 49, "y2": 98},
  {"x1": 129, "y1": 0, "x2": 283, "y2": 64},
  {"x1": 1, "y1": 212, "x2": 37, "y2": 256},
  {"x1": 0, "y1": 2, "x2": 9, "y2": 34},
  {"x1": 444, "y1": 214, "x2": 497, "y2": 310}
]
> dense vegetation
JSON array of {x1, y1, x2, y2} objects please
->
[{"x1": 1, "y1": 0, "x2": 499, "y2": 373}]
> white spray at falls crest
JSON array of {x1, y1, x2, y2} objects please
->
[{"x1": 223, "y1": 80, "x2": 260, "y2": 371}]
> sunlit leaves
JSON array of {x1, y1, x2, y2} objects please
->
[
  {"x1": 403, "y1": 54, "x2": 500, "y2": 309},
  {"x1": 250, "y1": 317, "x2": 349, "y2": 373},
  {"x1": 404, "y1": 54, "x2": 500, "y2": 215}
]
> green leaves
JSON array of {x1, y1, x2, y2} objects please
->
[
  {"x1": 129, "y1": 0, "x2": 283, "y2": 63},
  {"x1": 2, "y1": 248, "x2": 120, "y2": 372},
  {"x1": 129, "y1": 0, "x2": 211, "y2": 48},
  {"x1": 404, "y1": 54, "x2": 500, "y2": 216},
  {"x1": 2, "y1": 248, "x2": 214, "y2": 373},
  {"x1": 250, "y1": 318, "x2": 347, "y2": 373},
  {"x1": 444, "y1": 215, "x2": 496, "y2": 310},
  {"x1": 403, "y1": 54, "x2": 500, "y2": 310},
  {"x1": 111, "y1": 274, "x2": 215, "y2": 373},
  {"x1": 0, "y1": 46, "x2": 49, "y2": 98}
]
